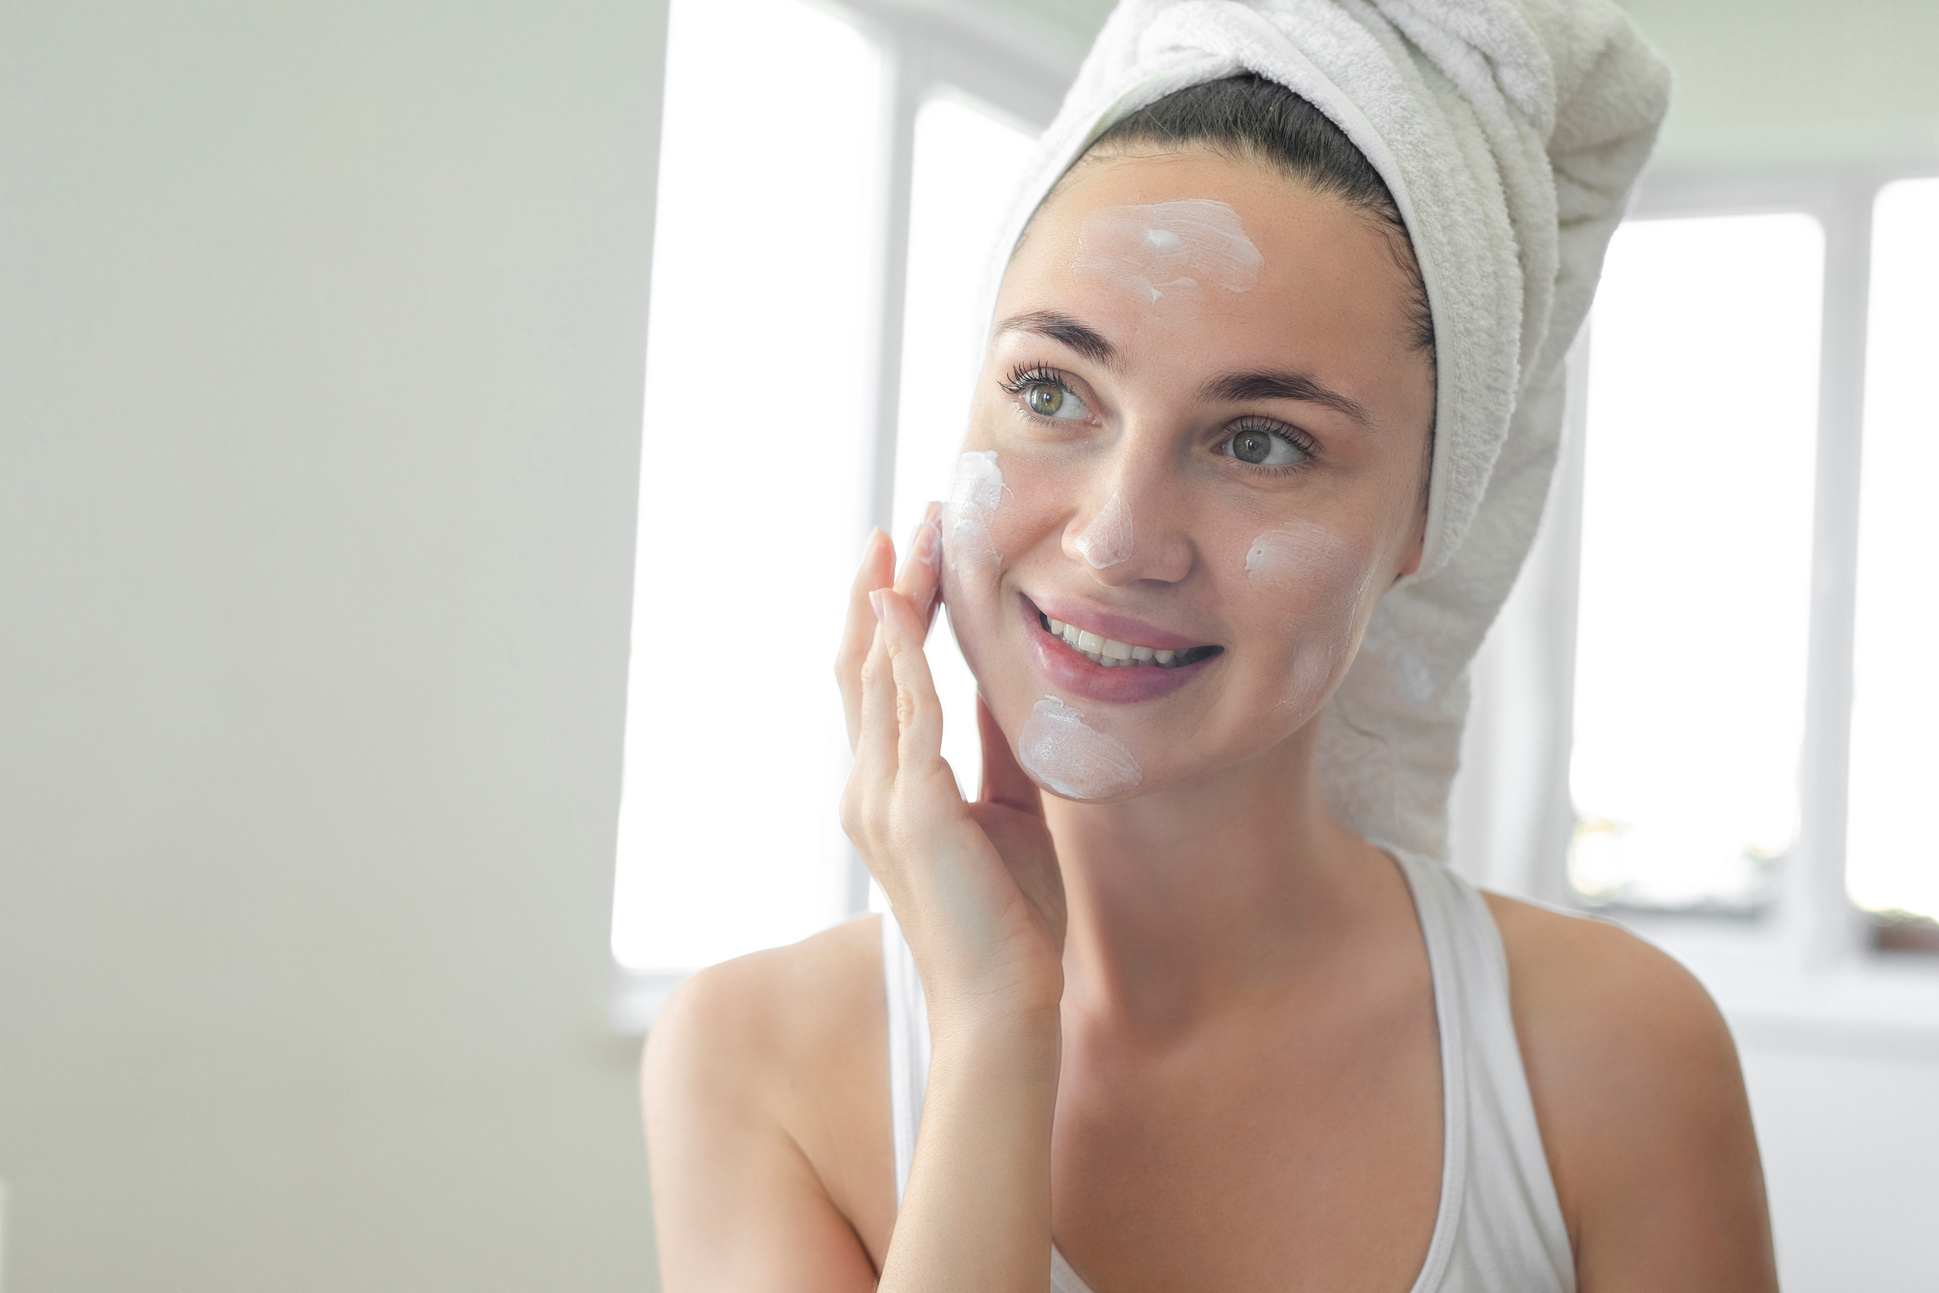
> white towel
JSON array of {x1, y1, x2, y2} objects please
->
[{"x1": 977, "y1": 0, "x2": 1671, "y2": 858}]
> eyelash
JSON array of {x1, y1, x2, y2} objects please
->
[
  {"x1": 997, "y1": 362, "x2": 1319, "y2": 473},
  {"x1": 1227, "y1": 417, "x2": 1319, "y2": 475},
  {"x1": 999, "y1": 364, "x2": 1073, "y2": 399}
]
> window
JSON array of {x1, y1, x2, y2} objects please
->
[
  {"x1": 616, "y1": 0, "x2": 1939, "y2": 1027},
  {"x1": 611, "y1": 0, "x2": 1047, "y2": 1002},
  {"x1": 1568, "y1": 214, "x2": 1823, "y2": 911},
  {"x1": 1847, "y1": 177, "x2": 1939, "y2": 940},
  {"x1": 611, "y1": 0, "x2": 881, "y2": 974},
  {"x1": 892, "y1": 95, "x2": 1036, "y2": 802},
  {"x1": 1463, "y1": 163, "x2": 1939, "y2": 972}
]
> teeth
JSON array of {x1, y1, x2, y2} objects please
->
[{"x1": 1037, "y1": 610, "x2": 1203, "y2": 670}]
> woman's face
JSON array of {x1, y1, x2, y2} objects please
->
[{"x1": 941, "y1": 149, "x2": 1435, "y2": 803}]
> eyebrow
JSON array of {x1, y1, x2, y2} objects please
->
[
  {"x1": 994, "y1": 310, "x2": 1119, "y2": 368},
  {"x1": 1198, "y1": 369, "x2": 1375, "y2": 429}
]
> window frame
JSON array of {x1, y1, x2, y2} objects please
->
[
  {"x1": 1460, "y1": 158, "x2": 1939, "y2": 1061},
  {"x1": 612, "y1": 0, "x2": 1072, "y2": 1032},
  {"x1": 615, "y1": 0, "x2": 1939, "y2": 1045}
]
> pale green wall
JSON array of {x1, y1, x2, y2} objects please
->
[
  {"x1": 964, "y1": 0, "x2": 1939, "y2": 165},
  {"x1": 1620, "y1": 0, "x2": 1939, "y2": 163},
  {"x1": 0, "y1": 3, "x2": 668, "y2": 1290}
]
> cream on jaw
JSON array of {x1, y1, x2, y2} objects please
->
[
  {"x1": 1074, "y1": 489, "x2": 1133, "y2": 569},
  {"x1": 942, "y1": 451, "x2": 1004, "y2": 574},
  {"x1": 1017, "y1": 695, "x2": 1143, "y2": 800},
  {"x1": 1073, "y1": 199, "x2": 1264, "y2": 306}
]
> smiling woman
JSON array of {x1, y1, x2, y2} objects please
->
[{"x1": 641, "y1": 4, "x2": 1778, "y2": 1292}]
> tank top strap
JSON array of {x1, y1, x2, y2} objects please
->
[
  {"x1": 881, "y1": 908, "x2": 930, "y2": 1207},
  {"x1": 1385, "y1": 848, "x2": 1576, "y2": 1293}
]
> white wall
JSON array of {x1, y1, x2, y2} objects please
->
[{"x1": 0, "y1": 2, "x2": 668, "y2": 1290}]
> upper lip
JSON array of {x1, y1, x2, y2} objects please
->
[{"x1": 1023, "y1": 593, "x2": 1213, "y2": 653}]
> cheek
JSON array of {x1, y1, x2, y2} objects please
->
[{"x1": 1239, "y1": 523, "x2": 1383, "y2": 713}]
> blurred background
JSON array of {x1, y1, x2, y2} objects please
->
[{"x1": 3, "y1": 1, "x2": 1935, "y2": 1289}]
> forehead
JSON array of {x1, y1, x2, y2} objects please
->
[{"x1": 999, "y1": 151, "x2": 1420, "y2": 378}]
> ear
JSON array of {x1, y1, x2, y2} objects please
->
[{"x1": 1395, "y1": 498, "x2": 1427, "y2": 581}]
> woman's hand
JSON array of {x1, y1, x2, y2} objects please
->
[{"x1": 835, "y1": 510, "x2": 1066, "y2": 1027}]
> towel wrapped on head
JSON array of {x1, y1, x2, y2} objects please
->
[{"x1": 976, "y1": 0, "x2": 1671, "y2": 858}]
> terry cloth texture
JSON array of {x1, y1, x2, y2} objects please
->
[{"x1": 974, "y1": 0, "x2": 1671, "y2": 858}]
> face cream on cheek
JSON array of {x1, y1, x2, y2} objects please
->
[
  {"x1": 1244, "y1": 523, "x2": 1384, "y2": 716},
  {"x1": 941, "y1": 451, "x2": 1005, "y2": 575},
  {"x1": 1073, "y1": 489, "x2": 1133, "y2": 569},
  {"x1": 1073, "y1": 199, "x2": 1264, "y2": 308},
  {"x1": 1243, "y1": 524, "x2": 1358, "y2": 585},
  {"x1": 1017, "y1": 695, "x2": 1143, "y2": 800}
]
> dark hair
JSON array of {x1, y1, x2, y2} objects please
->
[{"x1": 1076, "y1": 74, "x2": 1435, "y2": 360}]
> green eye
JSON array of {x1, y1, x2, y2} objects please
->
[
  {"x1": 1219, "y1": 424, "x2": 1309, "y2": 468},
  {"x1": 1232, "y1": 429, "x2": 1273, "y2": 464},
  {"x1": 1026, "y1": 382, "x2": 1065, "y2": 417}
]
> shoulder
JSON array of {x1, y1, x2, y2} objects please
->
[
  {"x1": 648, "y1": 912, "x2": 886, "y2": 1086},
  {"x1": 1481, "y1": 892, "x2": 1777, "y2": 1291},
  {"x1": 643, "y1": 916, "x2": 895, "y2": 1285}
]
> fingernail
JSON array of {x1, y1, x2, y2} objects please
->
[
  {"x1": 913, "y1": 519, "x2": 938, "y2": 566},
  {"x1": 868, "y1": 589, "x2": 886, "y2": 620}
]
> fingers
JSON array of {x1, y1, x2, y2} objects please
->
[
  {"x1": 837, "y1": 529, "x2": 894, "y2": 750},
  {"x1": 977, "y1": 695, "x2": 1044, "y2": 817},
  {"x1": 893, "y1": 502, "x2": 944, "y2": 634},
  {"x1": 873, "y1": 586, "x2": 949, "y2": 788}
]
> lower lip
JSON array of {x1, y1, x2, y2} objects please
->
[{"x1": 1020, "y1": 597, "x2": 1216, "y2": 704}]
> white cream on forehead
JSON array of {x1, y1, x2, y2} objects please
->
[
  {"x1": 1074, "y1": 489, "x2": 1133, "y2": 569},
  {"x1": 1017, "y1": 695, "x2": 1142, "y2": 800},
  {"x1": 1073, "y1": 199, "x2": 1264, "y2": 306},
  {"x1": 941, "y1": 451, "x2": 1004, "y2": 574}
]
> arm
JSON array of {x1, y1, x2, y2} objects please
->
[
  {"x1": 1486, "y1": 896, "x2": 1780, "y2": 1293},
  {"x1": 644, "y1": 945, "x2": 885, "y2": 1292},
  {"x1": 648, "y1": 519, "x2": 1067, "y2": 1292},
  {"x1": 844, "y1": 517, "x2": 1067, "y2": 1291}
]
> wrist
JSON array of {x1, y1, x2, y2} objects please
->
[{"x1": 926, "y1": 997, "x2": 1063, "y2": 1082}]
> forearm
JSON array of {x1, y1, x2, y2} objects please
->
[{"x1": 878, "y1": 1008, "x2": 1062, "y2": 1292}]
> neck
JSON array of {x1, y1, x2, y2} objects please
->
[{"x1": 1044, "y1": 725, "x2": 1393, "y2": 1034}]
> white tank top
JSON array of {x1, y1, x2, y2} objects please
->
[{"x1": 881, "y1": 847, "x2": 1576, "y2": 1293}]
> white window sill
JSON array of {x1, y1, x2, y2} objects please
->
[{"x1": 1621, "y1": 913, "x2": 1939, "y2": 1062}]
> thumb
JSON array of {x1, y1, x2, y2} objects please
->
[{"x1": 977, "y1": 695, "x2": 1044, "y2": 817}]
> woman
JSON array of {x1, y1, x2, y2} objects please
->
[{"x1": 646, "y1": 3, "x2": 1778, "y2": 1290}]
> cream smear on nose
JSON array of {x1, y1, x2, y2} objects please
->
[
  {"x1": 942, "y1": 450, "x2": 1004, "y2": 573},
  {"x1": 1073, "y1": 199, "x2": 1264, "y2": 306},
  {"x1": 1074, "y1": 488, "x2": 1133, "y2": 569},
  {"x1": 1018, "y1": 695, "x2": 1143, "y2": 800}
]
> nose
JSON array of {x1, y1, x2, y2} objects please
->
[{"x1": 1062, "y1": 456, "x2": 1194, "y2": 586}]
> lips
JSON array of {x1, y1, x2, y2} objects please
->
[{"x1": 1019, "y1": 594, "x2": 1221, "y2": 703}]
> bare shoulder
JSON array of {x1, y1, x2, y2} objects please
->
[
  {"x1": 1481, "y1": 893, "x2": 1777, "y2": 1292},
  {"x1": 643, "y1": 915, "x2": 894, "y2": 1290},
  {"x1": 649, "y1": 912, "x2": 887, "y2": 1085}
]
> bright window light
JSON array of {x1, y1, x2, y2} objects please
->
[
  {"x1": 610, "y1": 0, "x2": 880, "y2": 971},
  {"x1": 1569, "y1": 214, "x2": 1824, "y2": 909},
  {"x1": 890, "y1": 95, "x2": 1035, "y2": 807},
  {"x1": 1847, "y1": 177, "x2": 1939, "y2": 921}
]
